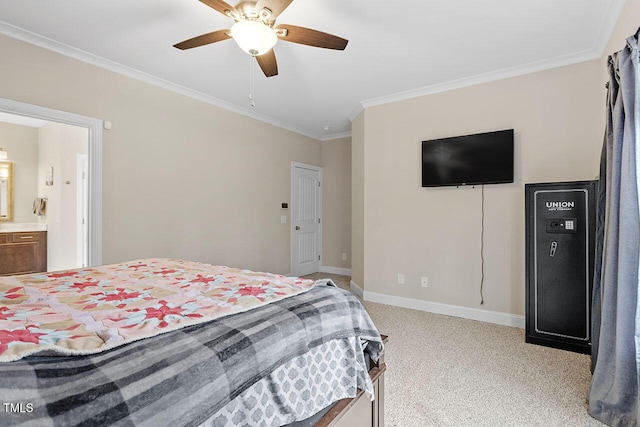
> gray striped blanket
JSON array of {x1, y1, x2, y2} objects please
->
[{"x1": 0, "y1": 282, "x2": 382, "y2": 426}]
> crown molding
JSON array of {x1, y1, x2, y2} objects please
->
[
  {"x1": 319, "y1": 131, "x2": 352, "y2": 142},
  {"x1": 2, "y1": 0, "x2": 624, "y2": 139},
  {"x1": 348, "y1": 104, "x2": 364, "y2": 123},
  {"x1": 0, "y1": 20, "x2": 324, "y2": 141},
  {"x1": 349, "y1": 48, "x2": 601, "y2": 119},
  {"x1": 592, "y1": 0, "x2": 628, "y2": 56}
]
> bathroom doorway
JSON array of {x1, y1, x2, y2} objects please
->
[{"x1": 0, "y1": 97, "x2": 102, "y2": 269}]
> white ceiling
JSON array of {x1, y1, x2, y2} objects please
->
[{"x1": 0, "y1": 0, "x2": 626, "y2": 140}]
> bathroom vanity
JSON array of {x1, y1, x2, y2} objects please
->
[{"x1": 0, "y1": 227, "x2": 47, "y2": 276}]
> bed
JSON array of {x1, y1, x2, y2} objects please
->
[{"x1": 0, "y1": 258, "x2": 385, "y2": 426}]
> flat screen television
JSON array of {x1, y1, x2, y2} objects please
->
[{"x1": 421, "y1": 129, "x2": 514, "y2": 187}]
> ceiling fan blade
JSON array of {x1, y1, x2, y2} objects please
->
[
  {"x1": 256, "y1": 49, "x2": 278, "y2": 77},
  {"x1": 255, "y1": 0, "x2": 294, "y2": 19},
  {"x1": 174, "y1": 29, "x2": 231, "y2": 50},
  {"x1": 277, "y1": 24, "x2": 348, "y2": 50},
  {"x1": 199, "y1": 0, "x2": 235, "y2": 16}
]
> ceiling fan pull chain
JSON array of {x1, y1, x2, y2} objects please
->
[{"x1": 249, "y1": 56, "x2": 256, "y2": 107}]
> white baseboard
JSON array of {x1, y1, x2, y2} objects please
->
[
  {"x1": 363, "y1": 290, "x2": 525, "y2": 329},
  {"x1": 350, "y1": 280, "x2": 364, "y2": 299},
  {"x1": 320, "y1": 266, "x2": 352, "y2": 276}
]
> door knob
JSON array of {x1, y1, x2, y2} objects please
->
[{"x1": 295, "y1": 226, "x2": 300, "y2": 230}]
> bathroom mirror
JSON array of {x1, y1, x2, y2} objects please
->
[{"x1": 0, "y1": 161, "x2": 14, "y2": 221}]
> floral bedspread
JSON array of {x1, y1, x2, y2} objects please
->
[{"x1": 0, "y1": 258, "x2": 314, "y2": 362}]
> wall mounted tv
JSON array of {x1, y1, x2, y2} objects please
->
[{"x1": 421, "y1": 129, "x2": 514, "y2": 187}]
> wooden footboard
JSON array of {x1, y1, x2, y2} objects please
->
[{"x1": 316, "y1": 335, "x2": 388, "y2": 427}]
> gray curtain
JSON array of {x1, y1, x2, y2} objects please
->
[{"x1": 589, "y1": 29, "x2": 640, "y2": 427}]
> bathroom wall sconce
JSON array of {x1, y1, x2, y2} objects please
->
[
  {"x1": 0, "y1": 147, "x2": 7, "y2": 160},
  {"x1": 46, "y1": 166, "x2": 54, "y2": 186}
]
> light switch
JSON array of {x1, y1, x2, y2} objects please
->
[{"x1": 281, "y1": 215, "x2": 287, "y2": 224}]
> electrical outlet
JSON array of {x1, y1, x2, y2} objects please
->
[
  {"x1": 397, "y1": 274, "x2": 405, "y2": 285},
  {"x1": 421, "y1": 276, "x2": 429, "y2": 288},
  {"x1": 342, "y1": 253, "x2": 347, "y2": 261}
]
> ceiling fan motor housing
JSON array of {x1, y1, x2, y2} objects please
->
[{"x1": 231, "y1": 1, "x2": 273, "y2": 22}]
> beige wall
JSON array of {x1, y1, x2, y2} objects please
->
[
  {"x1": 351, "y1": 113, "x2": 365, "y2": 287},
  {"x1": 352, "y1": 0, "x2": 639, "y2": 317},
  {"x1": 0, "y1": 122, "x2": 39, "y2": 222},
  {"x1": 0, "y1": 34, "x2": 322, "y2": 274},
  {"x1": 357, "y1": 60, "x2": 603, "y2": 316},
  {"x1": 321, "y1": 137, "x2": 352, "y2": 270}
]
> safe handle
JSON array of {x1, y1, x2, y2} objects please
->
[{"x1": 550, "y1": 241, "x2": 558, "y2": 257}]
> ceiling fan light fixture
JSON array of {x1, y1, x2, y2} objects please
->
[{"x1": 230, "y1": 20, "x2": 277, "y2": 56}]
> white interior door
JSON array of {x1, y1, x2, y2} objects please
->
[
  {"x1": 76, "y1": 154, "x2": 89, "y2": 268},
  {"x1": 291, "y1": 162, "x2": 322, "y2": 276}
]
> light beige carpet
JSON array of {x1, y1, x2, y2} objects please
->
[{"x1": 304, "y1": 273, "x2": 605, "y2": 427}]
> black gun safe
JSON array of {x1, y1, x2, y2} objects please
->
[{"x1": 525, "y1": 181, "x2": 596, "y2": 354}]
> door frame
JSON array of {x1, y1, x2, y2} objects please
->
[
  {"x1": 290, "y1": 161, "x2": 322, "y2": 276},
  {"x1": 0, "y1": 97, "x2": 103, "y2": 267}
]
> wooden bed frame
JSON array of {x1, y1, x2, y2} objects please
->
[{"x1": 316, "y1": 334, "x2": 388, "y2": 427}]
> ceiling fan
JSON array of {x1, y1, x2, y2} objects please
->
[{"x1": 174, "y1": 0, "x2": 348, "y2": 77}]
